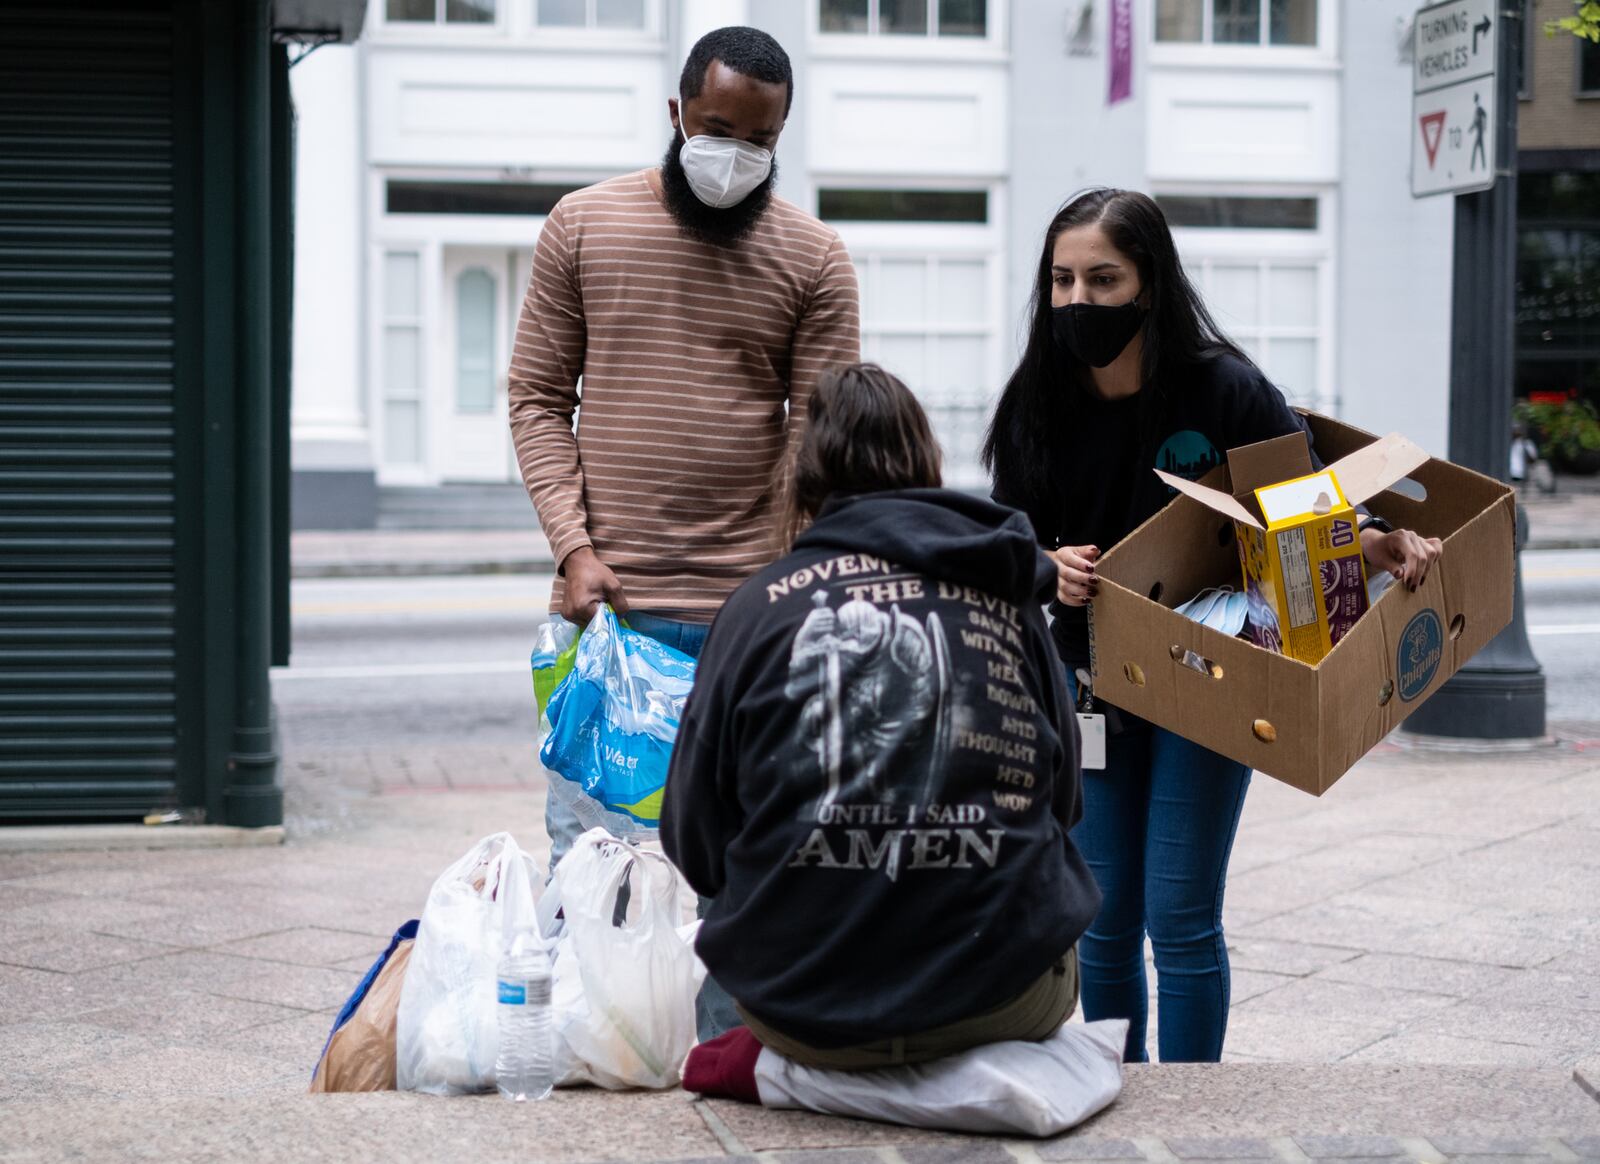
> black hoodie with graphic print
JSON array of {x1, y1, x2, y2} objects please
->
[{"x1": 660, "y1": 488, "x2": 1102, "y2": 1050}]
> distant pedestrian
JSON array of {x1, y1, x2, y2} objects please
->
[
  {"x1": 662, "y1": 363, "x2": 1101, "y2": 1068},
  {"x1": 508, "y1": 25, "x2": 860, "y2": 874},
  {"x1": 1510, "y1": 420, "x2": 1554, "y2": 493},
  {"x1": 984, "y1": 188, "x2": 1441, "y2": 1063}
]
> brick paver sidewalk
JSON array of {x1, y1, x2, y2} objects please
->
[{"x1": 3, "y1": 734, "x2": 1599, "y2": 1160}]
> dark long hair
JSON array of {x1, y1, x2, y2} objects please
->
[
  {"x1": 981, "y1": 188, "x2": 1247, "y2": 524},
  {"x1": 784, "y1": 362, "x2": 942, "y2": 543}
]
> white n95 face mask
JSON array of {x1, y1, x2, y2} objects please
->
[{"x1": 678, "y1": 123, "x2": 774, "y2": 209}]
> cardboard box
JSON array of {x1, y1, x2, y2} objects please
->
[{"x1": 1090, "y1": 412, "x2": 1516, "y2": 796}]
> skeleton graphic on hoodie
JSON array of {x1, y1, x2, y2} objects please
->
[{"x1": 784, "y1": 590, "x2": 953, "y2": 809}]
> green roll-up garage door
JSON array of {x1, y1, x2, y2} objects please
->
[{"x1": 0, "y1": 3, "x2": 182, "y2": 821}]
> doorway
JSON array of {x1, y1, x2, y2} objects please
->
[{"x1": 436, "y1": 246, "x2": 536, "y2": 482}]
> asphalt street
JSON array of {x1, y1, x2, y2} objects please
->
[
  {"x1": 271, "y1": 548, "x2": 1600, "y2": 765},
  {"x1": 1521, "y1": 548, "x2": 1600, "y2": 733},
  {"x1": 273, "y1": 572, "x2": 556, "y2": 756}
]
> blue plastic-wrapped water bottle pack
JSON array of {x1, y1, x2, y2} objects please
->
[{"x1": 538, "y1": 606, "x2": 696, "y2": 828}]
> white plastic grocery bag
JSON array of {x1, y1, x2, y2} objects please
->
[
  {"x1": 542, "y1": 827, "x2": 706, "y2": 1090},
  {"x1": 395, "y1": 832, "x2": 543, "y2": 1095},
  {"x1": 752, "y1": 1018, "x2": 1129, "y2": 1136}
]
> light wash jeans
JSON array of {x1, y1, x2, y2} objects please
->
[{"x1": 542, "y1": 610, "x2": 739, "y2": 1041}]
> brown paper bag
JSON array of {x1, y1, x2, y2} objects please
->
[{"x1": 309, "y1": 939, "x2": 414, "y2": 1093}]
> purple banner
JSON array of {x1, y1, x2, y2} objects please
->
[{"x1": 1109, "y1": 0, "x2": 1133, "y2": 106}]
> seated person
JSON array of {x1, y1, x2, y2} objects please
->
[{"x1": 661, "y1": 362, "x2": 1102, "y2": 1071}]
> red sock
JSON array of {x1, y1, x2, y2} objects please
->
[{"x1": 682, "y1": 1026, "x2": 763, "y2": 1104}]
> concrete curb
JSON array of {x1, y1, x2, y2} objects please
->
[
  {"x1": 3, "y1": 1068, "x2": 1599, "y2": 1160},
  {"x1": 1388, "y1": 731, "x2": 1566, "y2": 755},
  {"x1": 284, "y1": 484, "x2": 1598, "y2": 581},
  {"x1": 288, "y1": 543, "x2": 1596, "y2": 580},
  {"x1": 1526, "y1": 537, "x2": 1600, "y2": 551},
  {"x1": 291, "y1": 556, "x2": 557, "y2": 580},
  {"x1": 0, "y1": 824, "x2": 287, "y2": 852}
]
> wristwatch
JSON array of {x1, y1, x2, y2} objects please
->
[{"x1": 1358, "y1": 515, "x2": 1394, "y2": 535}]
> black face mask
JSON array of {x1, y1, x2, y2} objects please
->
[{"x1": 1051, "y1": 300, "x2": 1146, "y2": 368}]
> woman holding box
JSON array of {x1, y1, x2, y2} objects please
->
[{"x1": 983, "y1": 188, "x2": 1441, "y2": 1063}]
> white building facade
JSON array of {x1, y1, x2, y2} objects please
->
[{"x1": 290, "y1": 0, "x2": 1456, "y2": 526}]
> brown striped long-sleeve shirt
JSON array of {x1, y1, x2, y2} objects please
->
[{"x1": 508, "y1": 168, "x2": 861, "y2": 620}]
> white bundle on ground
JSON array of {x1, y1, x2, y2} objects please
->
[
  {"x1": 542, "y1": 827, "x2": 707, "y2": 1090},
  {"x1": 396, "y1": 828, "x2": 705, "y2": 1095},
  {"x1": 395, "y1": 832, "x2": 543, "y2": 1095},
  {"x1": 752, "y1": 1018, "x2": 1129, "y2": 1137}
]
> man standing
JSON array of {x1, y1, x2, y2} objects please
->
[{"x1": 508, "y1": 26, "x2": 859, "y2": 855}]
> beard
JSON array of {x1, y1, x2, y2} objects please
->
[{"x1": 659, "y1": 131, "x2": 779, "y2": 249}]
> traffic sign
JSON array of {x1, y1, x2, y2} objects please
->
[{"x1": 1411, "y1": 0, "x2": 1498, "y2": 197}]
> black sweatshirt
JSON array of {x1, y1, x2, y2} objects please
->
[
  {"x1": 994, "y1": 353, "x2": 1314, "y2": 668},
  {"x1": 660, "y1": 488, "x2": 1102, "y2": 1049}
]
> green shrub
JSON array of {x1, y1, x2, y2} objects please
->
[{"x1": 1515, "y1": 393, "x2": 1600, "y2": 463}]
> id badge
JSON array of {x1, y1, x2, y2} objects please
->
[{"x1": 1077, "y1": 712, "x2": 1107, "y2": 771}]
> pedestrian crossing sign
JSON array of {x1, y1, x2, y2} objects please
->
[{"x1": 1411, "y1": 0, "x2": 1498, "y2": 197}]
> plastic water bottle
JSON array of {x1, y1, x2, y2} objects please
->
[{"x1": 495, "y1": 944, "x2": 553, "y2": 1101}]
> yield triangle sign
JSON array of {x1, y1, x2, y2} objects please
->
[{"x1": 1420, "y1": 111, "x2": 1446, "y2": 168}]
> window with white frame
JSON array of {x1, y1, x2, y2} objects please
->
[
  {"x1": 455, "y1": 268, "x2": 496, "y2": 415},
  {"x1": 858, "y1": 253, "x2": 995, "y2": 487},
  {"x1": 819, "y1": 188, "x2": 988, "y2": 223},
  {"x1": 1193, "y1": 259, "x2": 1323, "y2": 405},
  {"x1": 386, "y1": 0, "x2": 496, "y2": 24},
  {"x1": 536, "y1": 0, "x2": 646, "y2": 29},
  {"x1": 819, "y1": 0, "x2": 987, "y2": 38},
  {"x1": 1159, "y1": 195, "x2": 1317, "y2": 230},
  {"x1": 382, "y1": 252, "x2": 425, "y2": 464},
  {"x1": 1155, "y1": 0, "x2": 1315, "y2": 46},
  {"x1": 1161, "y1": 194, "x2": 1331, "y2": 411},
  {"x1": 822, "y1": 189, "x2": 1002, "y2": 488}
]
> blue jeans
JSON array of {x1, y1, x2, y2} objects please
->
[
  {"x1": 1066, "y1": 669, "x2": 1251, "y2": 1063},
  {"x1": 541, "y1": 611, "x2": 739, "y2": 1041}
]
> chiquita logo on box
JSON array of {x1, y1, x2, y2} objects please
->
[{"x1": 1398, "y1": 609, "x2": 1445, "y2": 702}]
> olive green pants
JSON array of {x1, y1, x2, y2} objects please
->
[{"x1": 737, "y1": 947, "x2": 1079, "y2": 1071}]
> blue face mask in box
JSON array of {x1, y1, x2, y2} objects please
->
[{"x1": 1175, "y1": 586, "x2": 1250, "y2": 638}]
